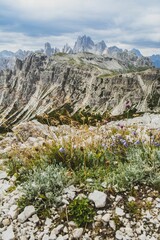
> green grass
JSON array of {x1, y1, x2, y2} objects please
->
[
  {"x1": 68, "y1": 198, "x2": 95, "y2": 227},
  {"x1": 3, "y1": 121, "x2": 160, "y2": 219}
]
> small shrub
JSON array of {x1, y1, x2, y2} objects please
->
[
  {"x1": 18, "y1": 164, "x2": 71, "y2": 214},
  {"x1": 68, "y1": 198, "x2": 95, "y2": 227},
  {"x1": 125, "y1": 200, "x2": 142, "y2": 218}
]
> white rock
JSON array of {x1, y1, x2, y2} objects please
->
[
  {"x1": 128, "y1": 196, "x2": 135, "y2": 202},
  {"x1": 49, "y1": 232, "x2": 57, "y2": 240},
  {"x1": 63, "y1": 226, "x2": 68, "y2": 233},
  {"x1": 0, "y1": 171, "x2": 7, "y2": 180},
  {"x1": 18, "y1": 205, "x2": 35, "y2": 223},
  {"x1": 42, "y1": 234, "x2": 49, "y2": 240},
  {"x1": 62, "y1": 199, "x2": 69, "y2": 205},
  {"x1": 72, "y1": 228, "x2": 83, "y2": 239},
  {"x1": 2, "y1": 218, "x2": 10, "y2": 227},
  {"x1": 29, "y1": 234, "x2": 35, "y2": 240},
  {"x1": 88, "y1": 190, "x2": 107, "y2": 208},
  {"x1": 86, "y1": 178, "x2": 93, "y2": 183},
  {"x1": 8, "y1": 205, "x2": 18, "y2": 220},
  {"x1": 150, "y1": 237, "x2": 157, "y2": 240},
  {"x1": 29, "y1": 214, "x2": 39, "y2": 223},
  {"x1": 56, "y1": 224, "x2": 64, "y2": 233},
  {"x1": 109, "y1": 220, "x2": 116, "y2": 230},
  {"x1": 115, "y1": 207, "x2": 125, "y2": 216},
  {"x1": 156, "y1": 198, "x2": 160, "y2": 202},
  {"x1": 63, "y1": 235, "x2": 69, "y2": 240},
  {"x1": 115, "y1": 230, "x2": 123, "y2": 239},
  {"x1": 20, "y1": 237, "x2": 28, "y2": 240},
  {"x1": 101, "y1": 182, "x2": 107, "y2": 188},
  {"x1": 125, "y1": 227, "x2": 133, "y2": 237},
  {"x1": 155, "y1": 203, "x2": 160, "y2": 208},
  {"x1": 56, "y1": 236, "x2": 65, "y2": 240},
  {"x1": 63, "y1": 185, "x2": 76, "y2": 200},
  {"x1": 139, "y1": 233, "x2": 146, "y2": 240},
  {"x1": 145, "y1": 210, "x2": 152, "y2": 219},
  {"x1": 50, "y1": 224, "x2": 64, "y2": 236},
  {"x1": 45, "y1": 218, "x2": 52, "y2": 227},
  {"x1": 115, "y1": 195, "x2": 122, "y2": 202},
  {"x1": 102, "y1": 213, "x2": 111, "y2": 223},
  {"x1": 68, "y1": 221, "x2": 77, "y2": 227},
  {"x1": 2, "y1": 225, "x2": 15, "y2": 240},
  {"x1": 94, "y1": 215, "x2": 102, "y2": 221}
]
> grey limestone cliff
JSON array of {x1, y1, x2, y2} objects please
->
[{"x1": 0, "y1": 53, "x2": 159, "y2": 127}]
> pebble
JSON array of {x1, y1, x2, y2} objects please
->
[
  {"x1": 0, "y1": 171, "x2": 7, "y2": 180},
  {"x1": 109, "y1": 220, "x2": 116, "y2": 230},
  {"x1": 88, "y1": 190, "x2": 107, "y2": 208},
  {"x1": 2, "y1": 219, "x2": 10, "y2": 226},
  {"x1": 72, "y1": 228, "x2": 83, "y2": 239},
  {"x1": 2, "y1": 225, "x2": 15, "y2": 240},
  {"x1": 102, "y1": 213, "x2": 111, "y2": 223},
  {"x1": 115, "y1": 207, "x2": 125, "y2": 216},
  {"x1": 18, "y1": 206, "x2": 36, "y2": 223},
  {"x1": 115, "y1": 230, "x2": 124, "y2": 239}
]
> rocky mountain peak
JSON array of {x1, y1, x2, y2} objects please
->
[
  {"x1": 62, "y1": 43, "x2": 73, "y2": 54},
  {"x1": 44, "y1": 42, "x2": 53, "y2": 57},
  {"x1": 73, "y1": 35, "x2": 95, "y2": 53},
  {"x1": 95, "y1": 40, "x2": 107, "y2": 54},
  {"x1": 130, "y1": 48, "x2": 142, "y2": 57}
]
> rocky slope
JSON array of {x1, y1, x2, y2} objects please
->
[
  {"x1": 0, "y1": 52, "x2": 159, "y2": 127},
  {"x1": 0, "y1": 114, "x2": 160, "y2": 240}
]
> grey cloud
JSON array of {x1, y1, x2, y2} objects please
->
[{"x1": 0, "y1": 0, "x2": 160, "y2": 54}]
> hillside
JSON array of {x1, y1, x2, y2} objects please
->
[
  {"x1": 0, "y1": 52, "x2": 160, "y2": 240},
  {"x1": 0, "y1": 52, "x2": 159, "y2": 129}
]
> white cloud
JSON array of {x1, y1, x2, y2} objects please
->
[
  {"x1": 0, "y1": 0, "x2": 160, "y2": 54},
  {"x1": 0, "y1": 31, "x2": 77, "y2": 51}
]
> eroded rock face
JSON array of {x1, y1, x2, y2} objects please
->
[{"x1": 0, "y1": 53, "x2": 159, "y2": 126}]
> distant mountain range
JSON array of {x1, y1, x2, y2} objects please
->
[{"x1": 0, "y1": 35, "x2": 160, "y2": 70}]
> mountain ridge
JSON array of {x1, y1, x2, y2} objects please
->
[
  {"x1": 0, "y1": 35, "x2": 160, "y2": 70},
  {"x1": 0, "y1": 52, "x2": 159, "y2": 127}
]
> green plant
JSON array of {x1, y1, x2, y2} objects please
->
[
  {"x1": 125, "y1": 200, "x2": 142, "y2": 217},
  {"x1": 18, "y1": 164, "x2": 71, "y2": 214},
  {"x1": 144, "y1": 201, "x2": 152, "y2": 210},
  {"x1": 5, "y1": 152, "x2": 50, "y2": 183},
  {"x1": 104, "y1": 145, "x2": 160, "y2": 191},
  {"x1": 68, "y1": 198, "x2": 95, "y2": 227},
  {"x1": 112, "y1": 215, "x2": 123, "y2": 230}
]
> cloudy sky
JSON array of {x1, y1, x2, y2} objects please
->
[{"x1": 0, "y1": 0, "x2": 160, "y2": 55}]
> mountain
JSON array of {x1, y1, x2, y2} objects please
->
[
  {"x1": 95, "y1": 40, "x2": 107, "y2": 54},
  {"x1": 62, "y1": 43, "x2": 73, "y2": 54},
  {"x1": 44, "y1": 42, "x2": 53, "y2": 56},
  {"x1": 0, "y1": 52, "x2": 159, "y2": 127},
  {"x1": 0, "y1": 49, "x2": 31, "y2": 71},
  {"x1": 0, "y1": 50, "x2": 14, "y2": 58},
  {"x1": 72, "y1": 36, "x2": 107, "y2": 55},
  {"x1": 130, "y1": 48, "x2": 142, "y2": 57},
  {"x1": 0, "y1": 35, "x2": 159, "y2": 71},
  {"x1": 73, "y1": 35, "x2": 95, "y2": 53},
  {"x1": 149, "y1": 55, "x2": 160, "y2": 68}
]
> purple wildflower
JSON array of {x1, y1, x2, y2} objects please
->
[
  {"x1": 153, "y1": 142, "x2": 160, "y2": 147},
  {"x1": 123, "y1": 141, "x2": 128, "y2": 147},
  {"x1": 134, "y1": 140, "x2": 141, "y2": 145},
  {"x1": 132, "y1": 131, "x2": 137, "y2": 136},
  {"x1": 125, "y1": 100, "x2": 131, "y2": 109},
  {"x1": 59, "y1": 147, "x2": 66, "y2": 153}
]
